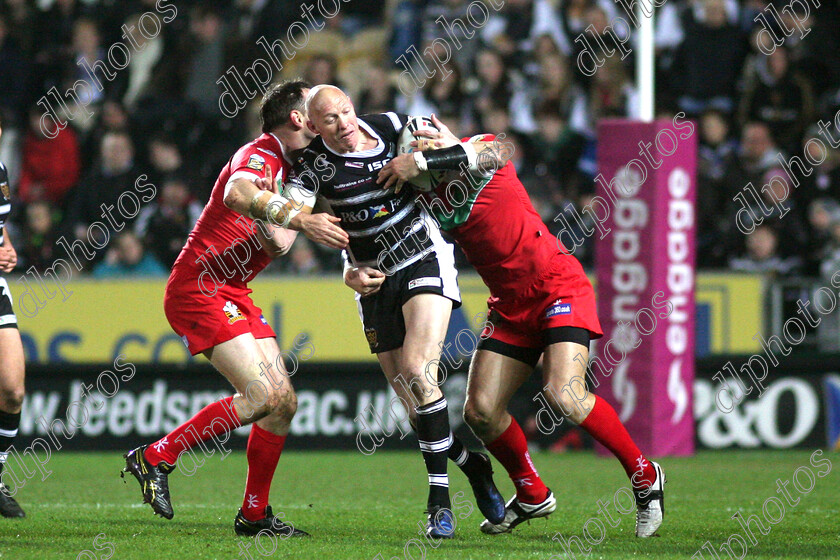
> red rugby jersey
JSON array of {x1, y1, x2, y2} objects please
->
[
  {"x1": 420, "y1": 134, "x2": 561, "y2": 300},
  {"x1": 171, "y1": 133, "x2": 291, "y2": 291}
]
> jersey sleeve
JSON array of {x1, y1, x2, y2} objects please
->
[
  {"x1": 464, "y1": 133, "x2": 496, "y2": 143},
  {"x1": 229, "y1": 144, "x2": 278, "y2": 183}
]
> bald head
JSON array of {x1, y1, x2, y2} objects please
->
[
  {"x1": 305, "y1": 84, "x2": 364, "y2": 153},
  {"x1": 305, "y1": 84, "x2": 345, "y2": 116}
]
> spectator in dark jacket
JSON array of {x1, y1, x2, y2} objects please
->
[
  {"x1": 66, "y1": 130, "x2": 140, "y2": 244},
  {"x1": 739, "y1": 46, "x2": 815, "y2": 153},
  {"x1": 675, "y1": 0, "x2": 747, "y2": 115},
  {"x1": 134, "y1": 177, "x2": 201, "y2": 268},
  {"x1": 19, "y1": 201, "x2": 59, "y2": 274}
]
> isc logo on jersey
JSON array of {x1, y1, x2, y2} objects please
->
[
  {"x1": 367, "y1": 159, "x2": 389, "y2": 172},
  {"x1": 223, "y1": 301, "x2": 246, "y2": 324}
]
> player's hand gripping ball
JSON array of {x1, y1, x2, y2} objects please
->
[{"x1": 397, "y1": 116, "x2": 446, "y2": 192}]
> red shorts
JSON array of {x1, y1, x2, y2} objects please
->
[
  {"x1": 482, "y1": 253, "x2": 603, "y2": 349},
  {"x1": 163, "y1": 269, "x2": 275, "y2": 356}
]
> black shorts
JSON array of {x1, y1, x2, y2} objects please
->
[
  {"x1": 357, "y1": 251, "x2": 461, "y2": 353},
  {"x1": 476, "y1": 324, "x2": 591, "y2": 369},
  {"x1": 0, "y1": 278, "x2": 17, "y2": 329}
]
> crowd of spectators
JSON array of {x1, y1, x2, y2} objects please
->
[{"x1": 2, "y1": 0, "x2": 840, "y2": 280}]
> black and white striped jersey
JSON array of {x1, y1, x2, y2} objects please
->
[
  {"x1": 290, "y1": 112, "x2": 445, "y2": 273},
  {"x1": 0, "y1": 163, "x2": 10, "y2": 246}
]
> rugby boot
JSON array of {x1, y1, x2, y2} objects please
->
[
  {"x1": 121, "y1": 445, "x2": 175, "y2": 519},
  {"x1": 234, "y1": 506, "x2": 310, "y2": 537},
  {"x1": 0, "y1": 483, "x2": 24, "y2": 518},
  {"x1": 479, "y1": 489, "x2": 556, "y2": 534},
  {"x1": 635, "y1": 461, "x2": 665, "y2": 538}
]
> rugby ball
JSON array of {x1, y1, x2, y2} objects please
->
[{"x1": 397, "y1": 116, "x2": 445, "y2": 192}]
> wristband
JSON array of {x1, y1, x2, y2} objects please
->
[
  {"x1": 463, "y1": 142, "x2": 478, "y2": 170},
  {"x1": 421, "y1": 142, "x2": 479, "y2": 171},
  {"x1": 413, "y1": 150, "x2": 428, "y2": 172},
  {"x1": 265, "y1": 194, "x2": 297, "y2": 227},
  {"x1": 248, "y1": 191, "x2": 270, "y2": 219}
]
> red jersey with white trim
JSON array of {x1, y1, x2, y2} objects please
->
[
  {"x1": 420, "y1": 134, "x2": 561, "y2": 300},
  {"x1": 171, "y1": 133, "x2": 290, "y2": 289}
]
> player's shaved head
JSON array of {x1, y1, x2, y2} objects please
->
[
  {"x1": 304, "y1": 84, "x2": 346, "y2": 116},
  {"x1": 305, "y1": 85, "x2": 363, "y2": 153}
]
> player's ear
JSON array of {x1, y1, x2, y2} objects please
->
[
  {"x1": 306, "y1": 118, "x2": 318, "y2": 135},
  {"x1": 290, "y1": 110, "x2": 304, "y2": 128}
]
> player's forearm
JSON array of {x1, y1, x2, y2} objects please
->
[
  {"x1": 223, "y1": 178, "x2": 261, "y2": 216},
  {"x1": 472, "y1": 141, "x2": 511, "y2": 167},
  {"x1": 226, "y1": 178, "x2": 309, "y2": 228},
  {"x1": 267, "y1": 227, "x2": 299, "y2": 256},
  {"x1": 287, "y1": 210, "x2": 313, "y2": 231},
  {"x1": 415, "y1": 140, "x2": 507, "y2": 173}
]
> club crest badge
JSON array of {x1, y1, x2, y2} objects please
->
[
  {"x1": 223, "y1": 301, "x2": 246, "y2": 324},
  {"x1": 365, "y1": 328, "x2": 378, "y2": 348}
]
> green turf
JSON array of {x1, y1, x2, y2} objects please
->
[{"x1": 0, "y1": 450, "x2": 837, "y2": 559}]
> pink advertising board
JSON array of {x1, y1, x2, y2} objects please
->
[{"x1": 593, "y1": 118, "x2": 696, "y2": 456}]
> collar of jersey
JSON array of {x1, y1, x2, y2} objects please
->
[{"x1": 321, "y1": 118, "x2": 385, "y2": 159}]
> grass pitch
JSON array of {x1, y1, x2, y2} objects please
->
[{"x1": 0, "y1": 450, "x2": 837, "y2": 559}]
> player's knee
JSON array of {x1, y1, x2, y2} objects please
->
[
  {"x1": 267, "y1": 388, "x2": 297, "y2": 423},
  {"x1": 463, "y1": 397, "x2": 495, "y2": 431},
  {"x1": 401, "y1": 359, "x2": 426, "y2": 383},
  {"x1": 543, "y1": 384, "x2": 589, "y2": 422},
  {"x1": 402, "y1": 351, "x2": 442, "y2": 385},
  {"x1": 0, "y1": 384, "x2": 24, "y2": 411},
  {"x1": 398, "y1": 368, "x2": 440, "y2": 404}
]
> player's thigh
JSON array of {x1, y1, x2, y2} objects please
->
[
  {"x1": 542, "y1": 340, "x2": 594, "y2": 418},
  {"x1": 203, "y1": 332, "x2": 273, "y2": 395},
  {"x1": 254, "y1": 336, "x2": 295, "y2": 392},
  {"x1": 402, "y1": 294, "x2": 452, "y2": 403},
  {"x1": 401, "y1": 293, "x2": 452, "y2": 365},
  {"x1": 0, "y1": 327, "x2": 25, "y2": 411},
  {"x1": 465, "y1": 348, "x2": 532, "y2": 419}
]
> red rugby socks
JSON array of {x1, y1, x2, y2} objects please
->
[
  {"x1": 241, "y1": 424, "x2": 287, "y2": 521},
  {"x1": 144, "y1": 396, "x2": 241, "y2": 466},
  {"x1": 579, "y1": 396, "x2": 656, "y2": 488},
  {"x1": 486, "y1": 417, "x2": 549, "y2": 504}
]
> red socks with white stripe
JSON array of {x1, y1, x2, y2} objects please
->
[
  {"x1": 486, "y1": 397, "x2": 657, "y2": 504},
  {"x1": 241, "y1": 424, "x2": 287, "y2": 521},
  {"x1": 144, "y1": 396, "x2": 241, "y2": 466},
  {"x1": 486, "y1": 417, "x2": 549, "y2": 504},
  {"x1": 579, "y1": 396, "x2": 656, "y2": 489}
]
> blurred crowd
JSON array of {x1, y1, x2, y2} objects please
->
[{"x1": 2, "y1": 0, "x2": 840, "y2": 279}]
